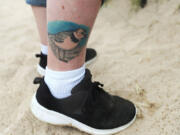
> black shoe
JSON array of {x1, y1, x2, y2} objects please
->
[
  {"x1": 31, "y1": 69, "x2": 136, "y2": 135},
  {"x1": 35, "y1": 48, "x2": 97, "y2": 76}
]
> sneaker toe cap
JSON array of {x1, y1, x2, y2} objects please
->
[{"x1": 112, "y1": 96, "x2": 136, "y2": 127}]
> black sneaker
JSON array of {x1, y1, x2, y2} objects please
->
[
  {"x1": 31, "y1": 69, "x2": 136, "y2": 135},
  {"x1": 35, "y1": 48, "x2": 97, "y2": 76}
]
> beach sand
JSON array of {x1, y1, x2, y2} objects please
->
[{"x1": 0, "y1": 0, "x2": 180, "y2": 135}]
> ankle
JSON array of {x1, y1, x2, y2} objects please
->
[{"x1": 44, "y1": 65, "x2": 85, "y2": 99}]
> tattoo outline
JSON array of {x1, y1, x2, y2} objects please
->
[{"x1": 48, "y1": 21, "x2": 90, "y2": 63}]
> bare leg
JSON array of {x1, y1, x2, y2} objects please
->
[
  {"x1": 31, "y1": 6, "x2": 48, "y2": 46},
  {"x1": 47, "y1": 0, "x2": 101, "y2": 71}
]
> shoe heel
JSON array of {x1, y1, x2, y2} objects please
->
[{"x1": 31, "y1": 94, "x2": 70, "y2": 125}]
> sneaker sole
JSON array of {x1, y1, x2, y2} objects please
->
[
  {"x1": 31, "y1": 94, "x2": 136, "y2": 135},
  {"x1": 37, "y1": 56, "x2": 97, "y2": 76}
]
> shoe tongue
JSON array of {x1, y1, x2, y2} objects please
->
[{"x1": 71, "y1": 69, "x2": 92, "y2": 94}]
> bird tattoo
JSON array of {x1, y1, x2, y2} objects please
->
[{"x1": 48, "y1": 28, "x2": 89, "y2": 63}]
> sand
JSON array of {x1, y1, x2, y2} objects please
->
[{"x1": 0, "y1": 0, "x2": 180, "y2": 135}]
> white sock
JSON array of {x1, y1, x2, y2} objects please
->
[
  {"x1": 41, "y1": 44, "x2": 48, "y2": 55},
  {"x1": 44, "y1": 65, "x2": 85, "y2": 99}
]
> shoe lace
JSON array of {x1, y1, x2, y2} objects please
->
[
  {"x1": 82, "y1": 81, "x2": 105, "y2": 113},
  {"x1": 33, "y1": 77, "x2": 43, "y2": 84},
  {"x1": 35, "y1": 53, "x2": 42, "y2": 58},
  {"x1": 35, "y1": 53, "x2": 47, "y2": 59},
  {"x1": 93, "y1": 81, "x2": 104, "y2": 87},
  {"x1": 91, "y1": 81, "x2": 104, "y2": 100}
]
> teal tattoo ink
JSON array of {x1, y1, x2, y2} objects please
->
[{"x1": 48, "y1": 21, "x2": 90, "y2": 63}]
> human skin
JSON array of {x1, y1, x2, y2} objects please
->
[
  {"x1": 31, "y1": 6, "x2": 48, "y2": 46},
  {"x1": 47, "y1": 0, "x2": 101, "y2": 71}
]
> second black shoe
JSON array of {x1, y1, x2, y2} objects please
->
[
  {"x1": 35, "y1": 48, "x2": 97, "y2": 76},
  {"x1": 31, "y1": 69, "x2": 136, "y2": 135}
]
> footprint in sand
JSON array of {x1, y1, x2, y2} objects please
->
[{"x1": 134, "y1": 83, "x2": 159, "y2": 119}]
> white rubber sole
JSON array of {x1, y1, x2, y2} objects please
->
[
  {"x1": 31, "y1": 94, "x2": 136, "y2": 135},
  {"x1": 37, "y1": 56, "x2": 97, "y2": 76}
]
